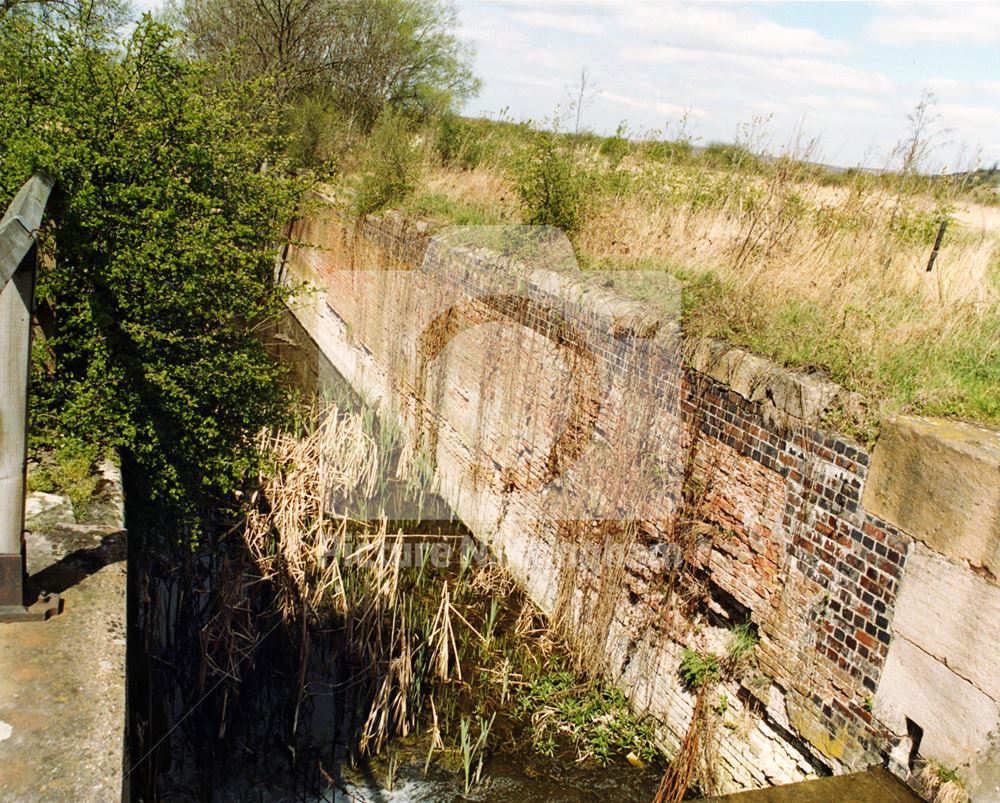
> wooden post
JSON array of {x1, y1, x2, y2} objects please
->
[
  {"x1": 926, "y1": 218, "x2": 948, "y2": 272},
  {"x1": 0, "y1": 174, "x2": 54, "y2": 617}
]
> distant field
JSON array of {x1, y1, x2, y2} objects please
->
[{"x1": 337, "y1": 116, "x2": 1000, "y2": 441}]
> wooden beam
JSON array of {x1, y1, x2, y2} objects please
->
[
  {"x1": 0, "y1": 174, "x2": 52, "y2": 290},
  {"x1": 0, "y1": 174, "x2": 52, "y2": 607}
]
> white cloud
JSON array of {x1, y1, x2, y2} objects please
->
[
  {"x1": 627, "y1": 46, "x2": 894, "y2": 96},
  {"x1": 508, "y1": 10, "x2": 604, "y2": 36},
  {"x1": 497, "y1": 72, "x2": 565, "y2": 91},
  {"x1": 455, "y1": 0, "x2": 999, "y2": 167},
  {"x1": 923, "y1": 77, "x2": 964, "y2": 93},
  {"x1": 938, "y1": 102, "x2": 1000, "y2": 130},
  {"x1": 612, "y1": 1, "x2": 852, "y2": 58},
  {"x1": 599, "y1": 90, "x2": 705, "y2": 120},
  {"x1": 866, "y1": 2, "x2": 1000, "y2": 45}
]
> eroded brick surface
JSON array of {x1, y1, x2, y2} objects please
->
[{"x1": 284, "y1": 208, "x2": 925, "y2": 789}]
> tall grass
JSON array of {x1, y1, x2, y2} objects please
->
[{"x1": 369, "y1": 116, "x2": 1000, "y2": 437}]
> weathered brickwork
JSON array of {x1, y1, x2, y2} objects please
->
[
  {"x1": 680, "y1": 369, "x2": 909, "y2": 770},
  {"x1": 282, "y1": 202, "x2": 1000, "y2": 792}
]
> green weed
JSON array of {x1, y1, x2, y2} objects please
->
[
  {"x1": 679, "y1": 648, "x2": 720, "y2": 690},
  {"x1": 28, "y1": 439, "x2": 102, "y2": 514},
  {"x1": 517, "y1": 663, "x2": 659, "y2": 765}
]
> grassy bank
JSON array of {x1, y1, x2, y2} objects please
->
[{"x1": 329, "y1": 113, "x2": 1000, "y2": 441}]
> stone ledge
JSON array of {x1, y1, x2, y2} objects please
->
[
  {"x1": 684, "y1": 338, "x2": 858, "y2": 427},
  {"x1": 863, "y1": 415, "x2": 1000, "y2": 577}
]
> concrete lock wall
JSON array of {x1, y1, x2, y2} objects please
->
[{"x1": 282, "y1": 193, "x2": 1000, "y2": 798}]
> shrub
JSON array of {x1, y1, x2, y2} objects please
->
[
  {"x1": 1, "y1": 17, "x2": 301, "y2": 524},
  {"x1": 598, "y1": 121, "x2": 630, "y2": 168},
  {"x1": 434, "y1": 112, "x2": 485, "y2": 169},
  {"x1": 284, "y1": 93, "x2": 347, "y2": 172},
  {"x1": 890, "y1": 207, "x2": 953, "y2": 247},
  {"x1": 511, "y1": 130, "x2": 588, "y2": 235},
  {"x1": 702, "y1": 142, "x2": 762, "y2": 172},
  {"x1": 354, "y1": 109, "x2": 421, "y2": 216},
  {"x1": 644, "y1": 138, "x2": 693, "y2": 163}
]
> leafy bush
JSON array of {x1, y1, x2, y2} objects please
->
[
  {"x1": 644, "y1": 138, "x2": 693, "y2": 164},
  {"x1": 890, "y1": 207, "x2": 952, "y2": 247},
  {"x1": 434, "y1": 112, "x2": 485, "y2": 170},
  {"x1": 354, "y1": 109, "x2": 421, "y2": 216},
  {"x1": 512, "y1": 130, "x2": 588, "y2": 235},
  {"x1": 702, "y1": 142, "x2": 762, "y2": 172},
  {"x1": 1, "y1": 16, "x2": 302, "y2": 524},
  {"x1": 598, "y1": 121, "x2": 630, "y2": 168},
  {"x1": 284, "y1": 92, "x2": 347, "y2": 172}
]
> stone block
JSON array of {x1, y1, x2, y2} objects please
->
[
  {"x1": 864, "y1": 415, "x2": 1000, "y2": 576},
  {"x1": 892, "y1": 542, "x2": 1000, "y2": 700},
  {"x1": 23, "y1": 491, "x2": 75, "y2": 532},
  {"x1": 685, "y1": 338, "x2": 843, "y2": 423},
  {"x1": 873, "y1": 635, "x2": 1000, "y2": 767},
  {"x1": 965, "y1": 730, "x2": 1000, "y2": 803}
]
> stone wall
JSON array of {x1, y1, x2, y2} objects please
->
[{"x1": 283, "y1": 196, "x2": 1000, "y2": 798}]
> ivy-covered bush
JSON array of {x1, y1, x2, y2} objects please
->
[{"x1": 0, "y1": 14, "x2": 303, "y2": 526}]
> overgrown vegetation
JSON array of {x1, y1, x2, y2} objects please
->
[
  {"x1": 678, "y1": 648, "x2": 720, "y2": 690},
  {"x1": 326, "y1": 104, "x2": 1000, "y2": 437},
  {"x1": 0, "y1": 10, "x2": 304, "y2": 524},
  {"x1": 204, "y1": 401, "x2": 665, "y2": 795},
  {"x1": 516, "y1": 664, "x2": 659, "y2": 765},
  {"x1": 916, "y1": 760, "x2": 970, "y2": 803},
  {"x1": 512, "y1": 127, "x2": 590, "y2": 234},
  {"x1": 2, "y1": 0, "x2": 480, "y2": 526},
  {"x1": 26, "y1": 438, "x2": 103, "y2": 513},
  {"x1": 353, "y1": 108, "x2": 422, "y2": 215}
]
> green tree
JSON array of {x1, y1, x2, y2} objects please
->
[
  {"x1": 0, "y1": 13, "x2": 303, "y2": 525},
  {"x1": 179, "y1": 0, "x2": 479, "y2": 132}
]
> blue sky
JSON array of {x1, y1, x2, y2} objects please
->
[{"x1": 454, "y1": 1, "x2": 1000, "y2": 169}]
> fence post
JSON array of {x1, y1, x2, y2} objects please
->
[
  {"x1": 925, "y1": 218, "x2": 948, "y2": 272},
  {"x1": 0, "y1": 174, "x2": 59, "y2": 621}
]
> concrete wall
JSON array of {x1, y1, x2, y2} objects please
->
[{"x1": 283, "y1": 197, "x2": 1000, "y2": 798}]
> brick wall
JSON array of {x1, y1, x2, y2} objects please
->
[{"x1": 282, "y1": 200, "x2": 996, "y2": 794}]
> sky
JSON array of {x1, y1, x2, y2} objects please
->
[{"x1": 453, "y1": 1, "x2": 1000, "y2": 170}]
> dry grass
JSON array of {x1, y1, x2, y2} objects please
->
[
  {"x1": 915, "y1": 762, "x2": 970, "y2": 803},
  {"x1": 402, "y1": 146, "x2": 1000, "y2": 437},
  {"x1": 244, "y1": 406, "x2": 381, "y2": 621},
  {"x1": 238, "y1": 401, "x2": 671, "y2": 778}
]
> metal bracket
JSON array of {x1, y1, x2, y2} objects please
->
[{"x1": 0, "y1": 591, "x2": 62, "y2": 623}]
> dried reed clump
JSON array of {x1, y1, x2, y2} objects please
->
[
  {"x1": 915, "y1": 762, "x2": 970, "y2": 803},
  {"x1": 240, "y1": 403, "x2": 496, "y2": 759},
  {"x1": 652, "y1": 683, "x2": 710, "y2": 803},
  {"x1": 243, "y1": 405, "x2": 381, "y2": 621}
]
